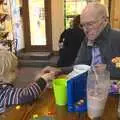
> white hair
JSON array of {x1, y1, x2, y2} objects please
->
[
  {"x1": 89, "y1": 2, "x2": 107, "y2": 18},
  {"x1": 81, "y1": 2, "x2": 107, "y2": 20}
]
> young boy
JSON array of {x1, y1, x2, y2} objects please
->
[{"x1": 0, "y1": 50, "x2": 58, "y2": 113}]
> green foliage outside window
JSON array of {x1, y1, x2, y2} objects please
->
[{"x1": 64, "y1": 0, "x2": 87, "y2": 29}]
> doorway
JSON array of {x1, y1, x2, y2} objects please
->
[{"x1": 22, "y1": 0, "x2": 52, "y2": 52}]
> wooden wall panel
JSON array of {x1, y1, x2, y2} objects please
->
[{"x1": 110, "y1": 0, "x2": 120, "y2": 29}]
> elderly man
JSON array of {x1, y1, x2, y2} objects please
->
[
  {"x1": 43, "y1": 2, "x2": 120, "y2": 79},
  {"x1": 74, "y1": 2, "x2": 120, "y2": 79}
]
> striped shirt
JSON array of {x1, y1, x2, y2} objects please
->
[{"x1": 0, "y1": 78, "x2": 47, "y2": 113}]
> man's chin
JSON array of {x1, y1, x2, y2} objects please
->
[{"x1": 87, "y1": 36, "x2": 97, "y2": 41}]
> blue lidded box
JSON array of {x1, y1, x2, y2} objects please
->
[{"x1": 67, "y1": 72, "x2": 88, "y2": 112}]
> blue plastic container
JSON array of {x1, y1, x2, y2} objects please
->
[{"x1": 67, "y1": 72, "x2": 88, "y2": 112}]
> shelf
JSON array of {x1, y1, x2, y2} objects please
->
[
  {"x1": 0, "y1": 13, "x2": 8, "y2": 22},
  {"x1": 0, "y1": 12, "x2": 8, "y2": 15},
  {"x1": 0, "y1": 30, "x2": 8, "y2": 32},
  {"x1": 0, "y1": 0, "x2": 4, "y2": 4},
  {"x1": 0, "y1": 0, "x2": 13, "y2": 52},
  {"x1": 0, "y1": 31, "x2": 9, "y2": 40}
]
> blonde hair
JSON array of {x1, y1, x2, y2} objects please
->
[{"x1": 0, "y1": 50, "x2": 18, "y2": 83}]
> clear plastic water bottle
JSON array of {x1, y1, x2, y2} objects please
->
[{"x1": 87, "y1": 64, "x2": 110, "y2": 119}]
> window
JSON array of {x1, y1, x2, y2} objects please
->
[
  {"x1": 64, "y1": 0, "x2": 87, "y2": 29},
  {"x1": 29, "y1": 0, "x2": 46, "y2": 45},
  {"x1": 22, "y1": 0, "x2": 52, "y2": 52}
]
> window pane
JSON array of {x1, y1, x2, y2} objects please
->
[
  {"x1": 65, "y1": 0, "x2": 87, "y2": 28},
  {"x1": 28, "y1": 0, "x2": 46, "y2": 45}
]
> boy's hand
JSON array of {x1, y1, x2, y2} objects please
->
[
  {"x1": 40, "y1": 66, "x2": 62, "y2": 77},
  {"x1": 35, "y1": 66, "x2": 62, "y2": 82},
  {"x1": 40, "y1": 71, "x2": 56, "y2": 82}
]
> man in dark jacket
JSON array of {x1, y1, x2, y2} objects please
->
[
  {"x1": 42, "y1": 2, "x2": 120, "y2": 79},
  {"x1": 57, "y1": 15, "x2": 85, "y2": 67},
  {"x1": 75, "y1": 2, "x2": 120, "y2": 79}
]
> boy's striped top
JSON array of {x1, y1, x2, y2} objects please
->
[{"x1": 0, "y1": 78, "x2": 47, "y2": 113}]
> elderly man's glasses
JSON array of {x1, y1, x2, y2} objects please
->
[{"x1": 81, "y1": 19, "x2": 102, "y2": 29}]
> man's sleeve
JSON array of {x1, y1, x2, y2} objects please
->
[{"x1": 74, "y1": 41, "x2": 85, "y2": 65}]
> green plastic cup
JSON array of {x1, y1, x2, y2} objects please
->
[{"x1": 53, "y1": 78, "x2": 67, "y2": 106}]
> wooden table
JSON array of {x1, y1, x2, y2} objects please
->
[{"x1": 0, "y1": 89, "x2": 119, "y2": 120}]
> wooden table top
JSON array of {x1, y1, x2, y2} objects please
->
[{"x1": 0, "y1": 89, "x2": 119, "y2": 120}]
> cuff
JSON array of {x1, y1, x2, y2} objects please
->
[{"x1": 36, "y1": 77, "x2": 47, "y2": 91}]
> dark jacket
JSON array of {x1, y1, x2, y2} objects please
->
[
  {"x1": 75, "y1": 24, "x2": 120, "y2": 79},
  {"x1": 57, "y1": 27, "x2": 85, "y2": 67}
]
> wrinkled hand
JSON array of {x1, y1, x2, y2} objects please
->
[
  {"x1": 40, "y1": 66, "x2": 62, "y2": 77},
  {"x1": 35, "y1": 66, "x2": 62, "y2": 82}
]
